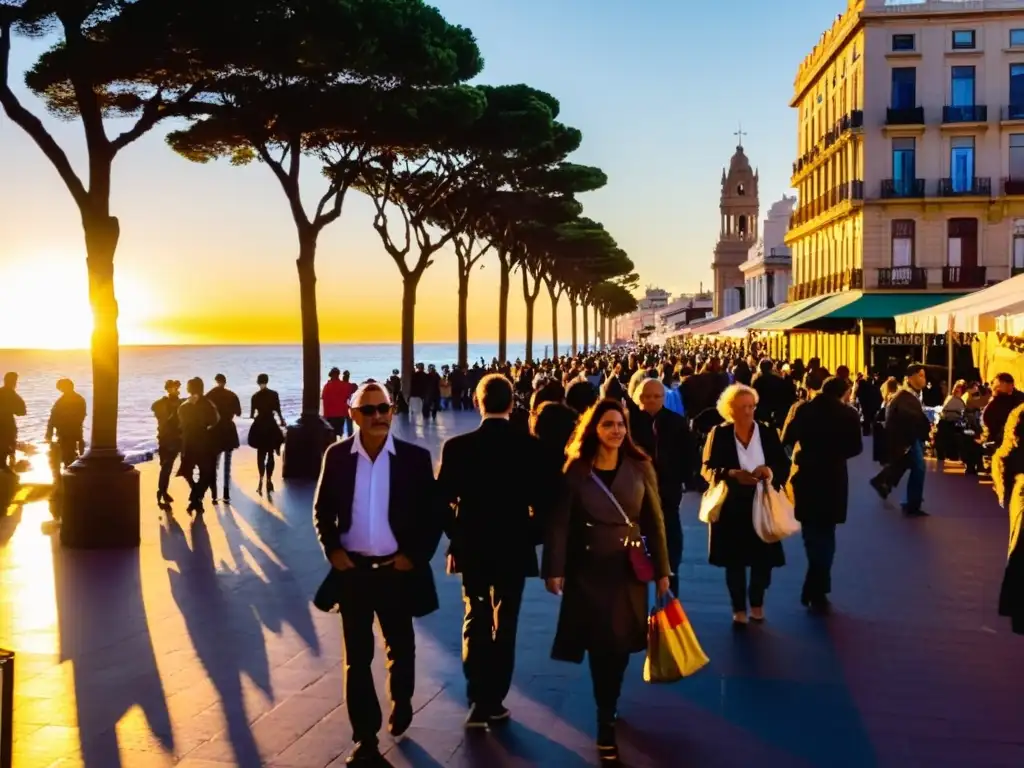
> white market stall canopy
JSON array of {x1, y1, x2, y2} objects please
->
[{"x1": 894, "y1": 273, "x2": 1024, "y2": 334}]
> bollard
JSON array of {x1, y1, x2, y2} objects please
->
[{"x1": 0, "y1": 649, "x2": 11, "y2": 768}]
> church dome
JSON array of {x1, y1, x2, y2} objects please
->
[{"x1": 729, "y1": 145, "x2": 751, "y2": 174}]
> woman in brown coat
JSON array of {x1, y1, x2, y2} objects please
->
[
  {"x1": 543, "y1": 399, "x2": 670, "y2": 763},
  {"x1": 991, "y1": 402, "x2": 1024, "y2": 635}
]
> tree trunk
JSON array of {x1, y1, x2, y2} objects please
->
[
  {"x1": 523, "y1": 269, "x2": 538, "y2": 363},
  {"x1": 498, "y1": 252, "x2": 510, "y2": 364},
  {"x1": 582, "y1": 302, "x2": 589, "y2": 354},
  {"x1": 82, "y1": 215, "x2": 122, "y2": 456},
  {"x1": 401, "y1": 272, "x2": 421, "y2": 397},
  {"x1": 296, "y1": 230, "x2": 321, "y2": 417},
  {"x1": 570, "y1": 298, "x2": 578, "y2": 356},
  {"x1": 547, "y1": 283, "x2": 559, "y2": 359},
  {"x1": 457, "y1": 264, "x2": 470, "y2": 369},
  {"x1": 594, "y1": 305, "x2": 600, "y2": 351}
]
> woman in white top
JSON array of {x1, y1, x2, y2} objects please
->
[{"x1": 701, "y1": 384, "x2": 791, "y2": 624}]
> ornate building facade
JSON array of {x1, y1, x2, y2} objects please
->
[{"x1": 712, "y1": 142, "x2": 759, "y2": 316}]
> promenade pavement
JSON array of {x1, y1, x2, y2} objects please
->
[{"x1": 1, "y1": 410, "x2": 1022, "y2": 768}]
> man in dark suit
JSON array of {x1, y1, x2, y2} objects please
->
[
  {"x1": 752, "y1": 358, "x2": 796, "y2": 431},
  {"x1": 437, "y1": 374, "x2": 541, "y2": 728},
  {"x1": 313, "y1": 382, "x2": 443, "y2": 765},
  {"x1": 619, "y1": 378, "x2": 695, "y2": 595}
]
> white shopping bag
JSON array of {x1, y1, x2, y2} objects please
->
[
  {"x1": 699, "y1": 482, "x2": 728, "y2": 524},
  {"x1": 752, "y1": 481, "x2": 800, "y2": 543}
]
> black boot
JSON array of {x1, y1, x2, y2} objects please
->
[{"x1": 596, "y1": 711, "x2": 618, "y2": 762}]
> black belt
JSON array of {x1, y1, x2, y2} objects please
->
[{"x1": 348, "y1": 552, "x2": 398, "y2": 569}]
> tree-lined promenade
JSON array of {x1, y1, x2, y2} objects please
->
[{"x1": 0, "y1": 0, "x2": 640, "y2": 546}]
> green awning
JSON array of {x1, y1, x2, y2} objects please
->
[
  {"x1": 752, "y1": 295, "x2": 833, "y2": 331},
  {"x1": 779, "y1": 291, "x2": 862, "y2": 327},
  {"x1": 823, "y1": 292, "x2": 966, "y2": 320}
]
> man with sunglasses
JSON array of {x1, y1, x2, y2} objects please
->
[{"x1": 313, "y1": 382, "x2": 444, "y2": 765}]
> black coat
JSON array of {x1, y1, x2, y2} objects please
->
[
  {"x1": 206, "y1": 386, "x2": 242, "y2": 452},
  {"x1": 543, "y1": 456, "x2": 670, "y2": 663},
  {"x1": 884, "y1": 389, "x2": 931, "y2": 462},
  {"x1": 313, "y1": 435, "x2": 443, "y2": 618},
  {"x1": 701, "y1": 423, "x2": 790, "y2": 569},
  {"x1": 248, "y1": 388, "x2": 284, "y2": 452},
  {"x1": 992, "y1": 409, "x2": 1024, "y2": 635},
  {"x1": 624, "y1": 397, "x2": 695, "y2": 505},
  {"x1": 437, "y1": 418, "x2": 543, "y2": 579},
  {"x1": 782, "y1": 395, "x2": 863, "y2": 526},
  {"x1": 752, "y1": 373, "x2": 796, "y2": 430}
]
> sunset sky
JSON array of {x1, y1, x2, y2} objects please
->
[{"x1": 0, "y1": 0, "x2": 841, "y2": 349}]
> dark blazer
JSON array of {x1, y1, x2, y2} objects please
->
[
  {"x1": 884, "y1": 389, "x2": 930, "y2": 461},
  {"x1": 701, "y1": 422, "x2": 790, "y2": 569},
  {"x1": 206, "y1": 386, "x2": 242, "y2": 452},
  {"x1": 543, "y1": 456, "x2": 670, "y2": 663},
  {"x1": 623, "y1": 397, "x2": 695, "y2": 504},
  {"x1": 782, "y1": 395, "x2": 863, "y2": 525},
  {"x1": 437, "y1": 418, "x2": 542, "y2": 580},
  {"x1": 312, "y1": 435, "x2": 443, "y2": 617},
  {"x1": 752, "y1": 372, "x2": 796, "y2": 430}
]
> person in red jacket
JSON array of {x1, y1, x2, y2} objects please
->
[{"x1": 323, "y1": 368, "x2": 358, "y2": 438}]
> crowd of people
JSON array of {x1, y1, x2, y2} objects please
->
[{"x1": 2, "y1": 337, "x2": 1023, "y2": 764}]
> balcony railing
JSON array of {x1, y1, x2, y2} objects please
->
[
  {"x1": 1003, "y1": 104, "x2": 1024, "y2": 121},
  {"x1": 938, "y1": 177, "x2": 991, "y2": 197},
  {"x1": 788, "y1": 181, "x2": 864, "y2": 228},
  {"x1": 792, "y1": 111, "x2": 864, "y2": 175},
  {"x1": 878, "y1": 266, "x2": 927, "y2": 290},
  {"x1": 886, "y1": 106, "x2": 924, "y2": 125},
  {"x1": 787, "y1": 269, "x2": 864, "y2": 302},
  {"x1": 943, "y1": 104, "x2": 988, "y2": 123},
  {"x1": 1005, "y1": 177, "x2": 1024, "y2": 195},
  {"x1": 880, "y1": 178, "x2": 925, "y2": 198},
  {"x1": 942, "y1": 265, "x2": 987, "y2": 288}
]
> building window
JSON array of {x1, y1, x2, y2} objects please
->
[
  {"x1": 1012, "y1": 29, "x2": 1024, "y2": 47},
  {"x1": 1012, "y1": 65, "x2": 1024, "y2": 111},
  {"x1": 951, "y1": 65, "x2": 976, "y2": 106},
  {"x1": 952, "y1": 30, "x2": 976, "y2": 50},
  {"x1": 892, "y1": 137, "x2": 916, "y2": 195},
  {"x1": 1011, "y1": 135, "x2": 1024, "y2": 179},
  {"x1": 892, "y1": 219, "x2": 915, "y2": 268},
  {"x1": 1014, "y1": 220, "x2": 1024, "y2": 271},
  {"x1": 738, "y1": 215, "x2": 748, "y2": 237},
  {"x1": 891, "y1": 67, "x2": 917, "y2": 108},
  {"x1": 950, "y1": 136, "x2": 975, "y2": 192},
  {"x1": 892, "y1": 33, "x2": 915, "y2": 51},
  {"x1": 737, "y1": 183, "x2": 745, "y2": 196},
  {"x1": 947, "y1": 218, "x2": 978, "y2": 270}
]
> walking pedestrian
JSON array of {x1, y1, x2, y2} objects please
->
[
  {"x1": 870, "y1": 364, "x2": 931, "y2": 517},
  {"x1": 782, "y1": 376, "x2": 863, "y2": 613},
  {"x1": 323, "y1": 368, "x2": 357, "y2": 438},
  {"x1": 152, "y1": 380, "x2": 183, "y2": 505},
  {"x1": 0, "y1": 372, "x2": 26, "y2": 473},
  {"x1": 701, "y1": 384, "x2": 791, "y2": 625},
  {"x1": 206, "y1": 373, "x2": 241, "y2": 502},
  {"x1": 177, "y1": 377, "x2": 219, "y2": 516},
  {"x1": 45, "y1": 378, "x2": 87, "y2": 487},
  {"x1": 991, "y1": 402, "x2": 1024, "y2": 635},
  {"x1": 247, "y1": 373, "x2": 286, "y2": 495},
  {"x1": 543, "y1": 399, "x2": 670, "y2": 763}
]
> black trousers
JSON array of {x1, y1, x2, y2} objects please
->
[
  {"x1": 157, "y1": 447, "x2": 179, "y2": 495},
  {"x1": 462, "y1": 574, "x2": 526, "y2": 708},
  {"x1": 188, "y1": 458, "x2": 216, "y2": 505},
  {"x1": 588, "y1": 650, "x2": 630, "y2": 722},
  {"x1": 661, "y1": 489, "x2": 684, "y2": 595},
  {"x1": 725, "y1": 565, "x2": 771, "y2": 612},
  {"x1": 337, "y1": 561, "x2": 416, "y2": 745},
  {"x1": 801, "y1": 522, "x2": 837, "y2": 602},
  {"x1": 210, "y1": 449, "x2": 233, "y2": 497},
  {"x1": 257, "y1": 449, "x2": 276, "y2": 478},
  {"x1": 327, "y1": 416, "x2": 353, "y2": 438}
]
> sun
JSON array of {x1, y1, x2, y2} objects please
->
[{"x1": 0, "y1": 252, "x2": 161, "y2": 349}]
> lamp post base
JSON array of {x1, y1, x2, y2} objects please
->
[
  {"x1": 59, "y1": 451, "x2": 140, "y2": 549},
  {"x1": 281, "y1": 416, "x2": 336, "y2": 480}
]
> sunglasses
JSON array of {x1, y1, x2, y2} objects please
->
[{"x1": 355, "y1": 403, "x2": 392, "y2": 416}]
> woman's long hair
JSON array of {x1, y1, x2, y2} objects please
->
[
  {"x1": 992, "y1": 402, "x2": 1024, "y2": 508},
  {"x1": 563, "y1": 398, "x2": 648, "y2": 473}
]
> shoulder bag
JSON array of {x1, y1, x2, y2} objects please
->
[{"x1": 590, "y1": 471, "x2": 655, "y2": 582}]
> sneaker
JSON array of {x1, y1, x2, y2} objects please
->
[
  {"x1": 389, "y1": 701, "x2": 413, "y2": 741},
  {"x1": 903, "y1": 506, "x2": 929, "y2": 517},
  {"x1": 464, "y1": 703, "x2": 490, "y2": 729}
]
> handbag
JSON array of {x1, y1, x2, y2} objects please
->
[
  {"x1": 643, "y1": 591, "x2": 710, "y2": 683},
  {"x1": 752, "y1": 479, "x2": 801, "y2": 543},
  {"x1": 590, "y1": 471, "x2": 655, "y2": 582},
  {"x1": 698, "y1": 481, "x2": 728, "y2": 523}
]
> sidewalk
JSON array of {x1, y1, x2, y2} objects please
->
[{"x1": 1, "y1": 410, "x2": 1022, "y2": 767}]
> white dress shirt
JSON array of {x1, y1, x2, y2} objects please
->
[
  {"x1": 735, "y1": 424, "x2": 767, "y2": 475},
  {"x1": 340, "y1": 430, "x2": 400, "y2": 556}
]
